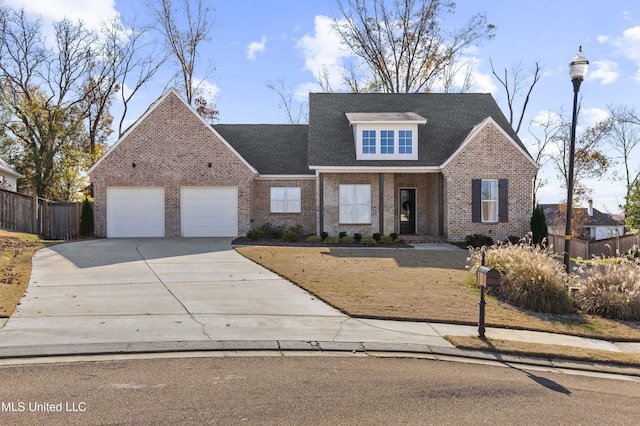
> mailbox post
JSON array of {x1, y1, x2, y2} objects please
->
[{"x1": 477, "y1": 264, "x2": 500, "y2": 339}]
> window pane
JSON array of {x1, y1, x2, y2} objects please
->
[
  {"x1": 363, "y1": 130, "x2": 376, "y2": 154},
  {"x1": 399, "y1": 130, "x2": 412, "y2": 154},
  {"x1": 270, "y1": 187, "x2": 301, "y2": 213},
  {"x1": 481, "y1": 180, "x2": 498, "y2": 222},
  {"x1": 339, "y1": 184, "x2": 371, "y2": 224},
  {"x1": 381, "y1": 130, "x2": 394, "y2": 154}
]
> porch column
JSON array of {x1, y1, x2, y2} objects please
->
[
  {"x1": 438, "y1": 174, "x2": 444, "y2": 236},
  {"x1": 319, "y1": 172, "x2": 324, "y2": 235},
  {"x1": 379, "y1": 173, "x2": 384, "y2": 235}
]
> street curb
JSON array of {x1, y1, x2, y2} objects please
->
[{"x1": 0, "y1": 340, "x2": 639, "y2": 377}]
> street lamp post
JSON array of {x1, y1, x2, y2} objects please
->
[{"x1": 564, "y1": 46, "x2": 589, "y2": 272}]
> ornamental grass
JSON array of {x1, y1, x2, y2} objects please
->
[
  {"x1": 468, "y1": 240, "x2": 574, "y2": 314},
  {"x1": 574, "y1": 248, "x2": 640, "y2": 320}
]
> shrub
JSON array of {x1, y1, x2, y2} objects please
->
[
  {"x1": 324, "y1": 237, "x2": 340, "y2": 245},
  {"x1": 380, "y1": 236, "x2": 394, "y2": 245},
  {"x1": 338, "y1": 231, "x2": 347, "y2": 238},
  {"x1": 390, "y1": 232, "x2": 398, "y2": 241},
  {"x1": 372, "y1": 233, "x2": 381, "y2": 242},
  {"x1": 574, "y1": 255, "x2": 640, "y2": 320},
  {"x1": 340, "y1": 236, "x2": 355, "y2": 244},
  {"x1": 362, "y1": 237, "x2": 377, "y2": 246},
  {"x1": 79, "y1": 198, "x2": 94, "y2": 236},
  {"x1": 282, "y1": 230, "x2": 299, "y2": 242},
  {"x1": 306, "y1": 235, "x2": 321, "y2": 243},
  {"x1": 465, "y1": 233, "x2": 493, "y2": 248},
  {"x1": 320, "y1": 231, "x2": 329, "y2": 240},
  {"x1": 252, "y1": 223, "x2": 285, "y2": 239},
  {"x1": 353, "y1": 233, "x2": 362, "y2": 242},
  {"x1": 468, "y1": 241, "x2": 573, "y2": 314},
  {"x1": 246, "y1": 229, "x2": 265, "y2": 240}
]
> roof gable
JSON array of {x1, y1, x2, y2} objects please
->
[
  {"x1": 441, "y1": 117, "x2": 538, "y2": 169},
  {"x1": 308, "y1": 92, "x2": 531, "y2": 168},
  {"x1": 88, "y1": 89, "x2": 256, "y2": 175}
]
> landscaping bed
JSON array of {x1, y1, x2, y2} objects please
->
[{"x1": 0, "y1": 230, "x2": 47, "y2": 317}]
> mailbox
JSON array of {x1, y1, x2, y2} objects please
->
[{"x1": 477, "y1": 266, "x2": 500, "y2": 287}]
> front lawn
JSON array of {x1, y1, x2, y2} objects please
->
[{"x1": 236, "y1": 246, "x2": 640, "y2": 342}]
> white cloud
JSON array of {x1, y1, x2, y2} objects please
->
[
  {"x1": 588, "y1": 60, "x2": 620, "y2": 85},
  {"x1": 246, "y1": 36, "x2": 267, "y2": 61},
  {"x1": 4, "y1": 0, "x2": 119, "y2": 29},
  {"x1": 581, "y1": 107, "x2": 609, "y2": 127},
  {"x1": 194, "y1": 78, "x2": 221, "y2": 100},
  {"x1": 296, "y1": 15, "x2": 353, "y2": 89}
]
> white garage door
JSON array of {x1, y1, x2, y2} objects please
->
[
  {"x1": 107, "y1": 187, "x2": 165, "y2": 238},
  {"x1": 181, "y1": 187, "x2": 238, "y2": 237}
]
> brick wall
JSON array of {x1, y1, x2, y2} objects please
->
[
  {"x1": 252, "y1": 178, "x2": 316, "y2": 235},
  {"x1": 90, "y1": 91, "x2": 256, "y2": 237},
  {"x1": 442, "y1": 120, "x2": 537, "y2": 242}
]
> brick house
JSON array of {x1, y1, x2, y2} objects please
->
[{"x1": 88, "y1": 89, "x2": 538, "y2": 241}]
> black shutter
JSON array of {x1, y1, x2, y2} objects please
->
[
  {"x1": 471, "y1": 179, "x2": 481, "y2": 223},
  {"x1": 499, "y1": 179, "x2": 508, "y2": 223}
]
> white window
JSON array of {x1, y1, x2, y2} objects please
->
[
  {"x1": 481, "y1": 180, "x2": 498, "y2": 222},
  {"x1": 339, "y1": 184, "x2": 371, "y2": 224},
  {"x1": 270, "y1": 187, "x2": 301, "y2": 213}
]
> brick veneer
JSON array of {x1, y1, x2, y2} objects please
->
[
  {"x1": 252, "y1": 178, "x2": 317, "y2": 234},
  {"x1": 441, "y1": 120, "x2": 537, "y2": 242},
  {"x1": 89, "y1": 91, "x2": 256, "y2": 237}
]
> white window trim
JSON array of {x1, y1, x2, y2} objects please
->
[
  {"x1": 481, "y1": 179, "x2": 498, "y2": 223},
  {"x1": 353, "y1": 123, "x2": 419, "y2": 160},
  {"x1": 339, "y1": 184, "x2": 371, "y2": 224},
  {"x1": 270, "y1": 187, "x2": 302, "y2": 213}
]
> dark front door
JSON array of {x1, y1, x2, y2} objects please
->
[{"x1": 399, "y1": 189, "x2": 416, "y2": 234}]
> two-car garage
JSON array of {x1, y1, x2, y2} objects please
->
[{"x1": 106, "y1": 187, "x2": 239, "y2": 238}]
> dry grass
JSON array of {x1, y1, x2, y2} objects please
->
[
  {"x1": 236, "y1": 246, "x2": 640, "y2": 341},
  {"x1": 446, "y1": 335, "x2": 640, "y2": 367},
  {"x1": 0, "y1": 229, "x2": 47, "y2": 317}
]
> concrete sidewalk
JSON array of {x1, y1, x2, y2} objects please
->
[{"x1": 0, "y1": 239, "x2": 638, "y2": 375}]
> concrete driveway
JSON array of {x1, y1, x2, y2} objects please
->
[{"x1": 0, "y1": 238, "x2": 454, "y2": 357}]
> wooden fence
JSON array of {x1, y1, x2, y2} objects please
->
[
  {"x1": 548, "y1": 233, "x2": 640, "y2": 259},
  {"x1": 0, "y1": 188, "x2": 82, "y2": 240}
]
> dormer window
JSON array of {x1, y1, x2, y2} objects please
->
[{"x1": 346, "y1": 112, "x2": 426, "y2": 161}]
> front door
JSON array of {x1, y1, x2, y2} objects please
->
[{"x1": 399, "y1": 188, "x2": 416, "y2": 234}]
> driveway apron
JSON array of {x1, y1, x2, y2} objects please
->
[{"x1": 0, "y1": 239, "x2": 451, "y2": 352}]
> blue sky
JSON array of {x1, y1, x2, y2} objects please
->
[{"x1": 5, "y1": 0, "x2": 640, "y2": 213}]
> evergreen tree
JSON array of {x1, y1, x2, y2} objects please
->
[
  {"x1": 79, "y1": 198, "x2": 94, "y2": 236},
  {"x1": 530, "y1": 204, "x2": 548, "y2": 246}
]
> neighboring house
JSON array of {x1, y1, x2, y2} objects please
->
[
  {"x1": 0, "y1": 158, "x2": 24, "y2": 192},
  {"x1": 88, "y1": 89, "x2": 538, "y2": 241},
  {"x1": 542, "y1": 201, "x2": 625, "y2": 240}
]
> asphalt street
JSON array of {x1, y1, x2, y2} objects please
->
[{"x1": 0, "y1": 355, "x2": 639, "y2": 425}]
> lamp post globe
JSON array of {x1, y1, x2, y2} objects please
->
[{"x1": 563, "y1": 46, "x2": 589, "y2": 273}]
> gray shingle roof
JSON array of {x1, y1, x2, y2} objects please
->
[
  {"x1": 213, "y1": 124, "x2": 312, "y2": 175},
  {"x1": 308, "y1": 92, "x2": 529, "y2": 168}
]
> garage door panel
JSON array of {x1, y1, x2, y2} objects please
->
[
  {"x1": 181, "y1": 187, "x2": 238, "y2": 237},
  {"x1": 107, "y1": 187, "x2": 165, "y2": 238}
]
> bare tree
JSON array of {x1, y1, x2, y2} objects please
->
[
  {"x1": 527, "y1": 110, "x2": 564, "y2": 206},
  {"x1": 490, "y1": 59, "x2": 542, "y2": 134},
  {"x1": 549, "y1": 107, "x2": 612, "y2": 201},
  {"x1": 607, "y1": 104, "x2": 640, "y2": 193},
  {"x1": 333, "y1": 0, "x2": 495, "y2": 93},
  {"x1": 266, "y1": 78, "x2": 308, "y2": 124},
  {"x1": 115, "y1": 16, "x2": 168, "y2": 137},
  {"x1": 150, "y1": 0, "x2": 214, "y2": 107}
]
